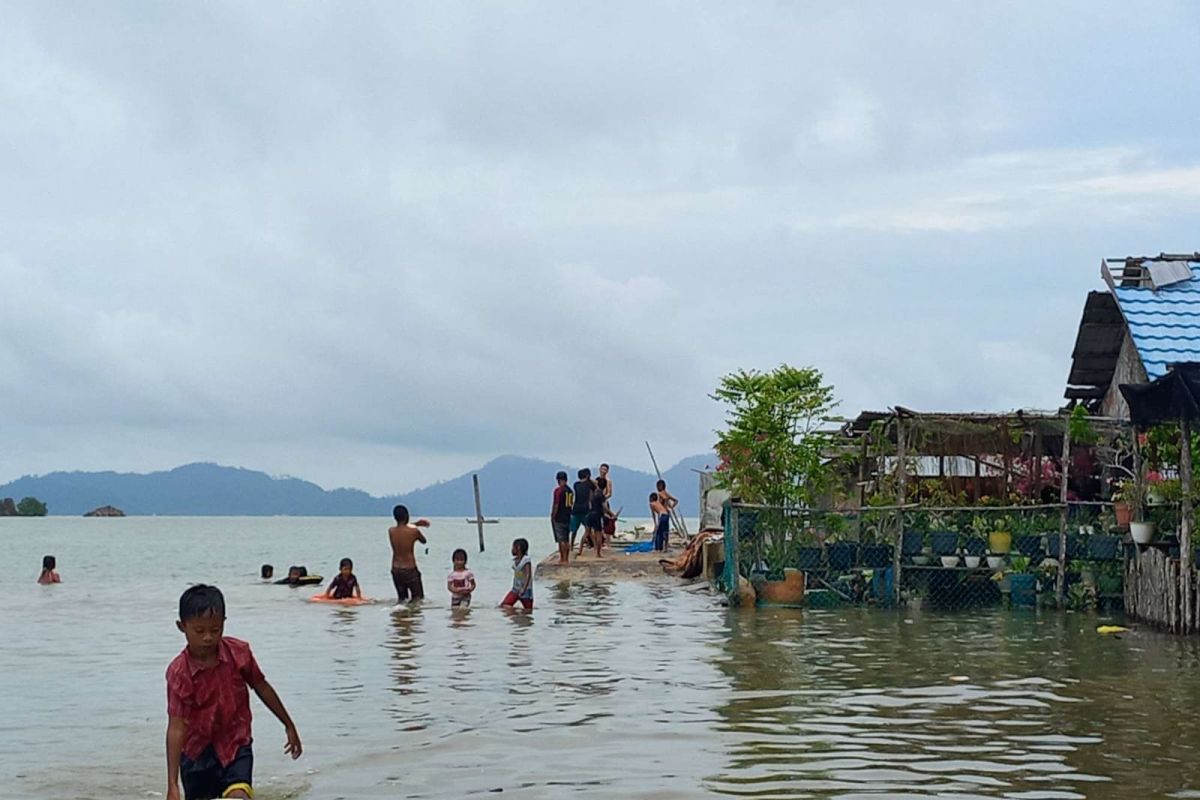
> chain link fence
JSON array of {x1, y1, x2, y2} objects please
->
[{"x1": 722, "y1": 502, "x2": 1127, "y2": 610}]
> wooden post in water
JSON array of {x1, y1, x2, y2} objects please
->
[
  {"x1": 1181, "y1": 419, "x2": 1194, "y2": 633},
  {"x1": 473, "y1": 474, "x2": 486, "y2": 552},
  {"x1": 1056, "y1": 418, "x2": 1072, "y2": 604},
  {"x1": 893, "y1": 413, "x2": 906, "y2": 606},
  {"x1": 466, "y1": 474, "x2": 500, "y2": 553}
]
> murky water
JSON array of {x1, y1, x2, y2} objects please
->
[{"x1": 2, "y1": 517, "x2": 1199, "y2": 799}]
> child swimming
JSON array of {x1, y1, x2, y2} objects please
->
[
  {"x1": 325, "y1": 558, "x2": 362, "y2": 600},
  {"x1": 446, "y1": 548, "x2": 476, "y2": 607},
  {"x1": 501, "y1": 538, "x2": 533, "y2": 610},
  {"x1": 37, "y1": 555, "x2": 60, "y2": 584}
]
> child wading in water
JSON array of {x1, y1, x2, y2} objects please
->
[
  {"x1": 165, "y1": 584, "x2": 301, "y2": 800},
  {"x1": 37, "y1": 555, "x2": 61, "y2": 584},
  {"x1": 325, "y1": 558, "x2": 362, "y2": 600},
  {"x1": 388, "y1": 504, "x2": 431, "y2": 604},
  {"x1": 501, "y1": 538, "x2": 534, "y2": 610},
  {"x1": 447, "y1": 548, "x2": 476, "y2": 607}
]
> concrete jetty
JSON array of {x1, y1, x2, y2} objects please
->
[{"x1": 536, "y1": 545, "x2": 679, "y2": 582}]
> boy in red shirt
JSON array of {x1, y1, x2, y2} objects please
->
[{"x1": 165, "y1": 584, "x2": 302, "y2": 800}]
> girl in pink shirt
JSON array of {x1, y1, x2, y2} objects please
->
[{"x1": 447, "y1": 549, "x2": 476, "y2": 607}]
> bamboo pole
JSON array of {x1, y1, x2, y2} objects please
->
[
  {"x1": 1181, "y1": 419, "x2": 1194, "y2": 633},
  {"x1": 1057, "y1": 421, "x2": 1072, "y2": 603},
  {"x1": 893, "y1": 414, "x2": 906, "y2": 605}
]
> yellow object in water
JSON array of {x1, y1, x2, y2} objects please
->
[{"x1": 1097, "y1": 625, "x2": 1129, "y2": 634}]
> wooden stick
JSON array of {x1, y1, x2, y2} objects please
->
[
  {"x1": 1057, "y1": 419, "x2": 1072, "y2": 603},
  {"x1": 473, "y1": 474, "x2": 485, "y2": 553}
]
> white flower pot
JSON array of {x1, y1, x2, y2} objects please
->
[
  {"x1": 986, "y1": 555, "x2": 1005, "y2": 570},
  {"x1": 940, "y1": 555, "x2": 960, "y2": 568},
  {"x1": 964, "y1": 555, "x2": 981, "y2": 569},
  {"x1": 1130, "y1": 521, "x2": 1156, "y2": 545}
]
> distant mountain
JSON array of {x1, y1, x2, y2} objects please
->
[{"x1": 0, "y1": 454, "x2": 716, "y2": 517}]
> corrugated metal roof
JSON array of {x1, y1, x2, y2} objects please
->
[
  {"x1": 1064, "y1": 291, "x2": 1123, "y2": 394},
  {"x1": 1113, "y1": 262, "x2": 1200, "y2": 380}
]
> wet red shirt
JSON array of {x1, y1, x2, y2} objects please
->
[{"x1": 166, "y1": 637, "x2": 264, "y2": 766}]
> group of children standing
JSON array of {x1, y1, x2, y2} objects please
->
[
  {"x1": 313, "y1": 504, "x2": 534, "y2": 611},
  {"x1": 164, "y1": 503, "x2": 539, "y2": 800},
  {"x1": 551, "y1": 465, "x2": 679, "y2": 564}
]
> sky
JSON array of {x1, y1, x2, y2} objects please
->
[{"x1": 3, "y1": 2, "x2": 1200, "y2": 494}]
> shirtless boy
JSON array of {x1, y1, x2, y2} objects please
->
[{"x1": 388, "y1": 504, "x2": 431, "y2": 603}]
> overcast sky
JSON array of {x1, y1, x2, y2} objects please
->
[{"x1": 3, "y1": 2, "x2": 1200, "y2": 494}]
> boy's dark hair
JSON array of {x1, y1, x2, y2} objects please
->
[
  {"x1": 513, "y1": 537, "x2": 529, "y2": 556},
  {"x1": 179, "y1": 584, "x2": 225, "y2": 622},
  {"x1": 393, "y1": 504, "x2": 410, "y2": 523},
  {"x1": 596, "y1": 477, "x2": 607, "y2": 490},
  {"x1": 600, "y1": 462, "x2": 609, "y2": 470},
  {"x1": 649, "y1": 492, "x2": 658, "y2": 502},
  {"x1": 261, "y1": 564, "x2": 274, "y2": 579},
  {"x1": 577, "y1": 468, "x2": 591, "y2": 480},
  {"x1": 556, "y1": 470, "x2": 568, "y2": 482},
  {"x1": 339, "y1": 557, "x2": 353, "y2": 569},
  {"x1": 42, "y1": 554, "x2": 56, "y2": 570},
  {"x1": 298, "y1": 566, "x2": 309, "y2": 577},
  {"x1": 452, "y1": 548, "x2": 468, "y2": 563},
  {"x1": 656, "y1": 479, "x2": 667, "y2": 490}
]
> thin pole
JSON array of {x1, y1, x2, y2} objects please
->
[
  {"x1": 1181, "y1": 420, "x2": 1194, "y2": 633},
  {"x1": 1057, "y1": 421, "x2": 1072, "y2": 603},
  {"x1": 473, "y1": 474, "x2": 485, "y2": 553},
  {"x1": 646, "y1": 441, "x2": 689, "y2": 538},
  {"x1": 893, "y1": 414, "x2": 906, "y2": 606}
]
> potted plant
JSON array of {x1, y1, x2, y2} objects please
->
[
  {"x1": 824, "y1": 515, "x2": 858, "y2": 571},
  {"x1": 1011, "y1": 514, "x2": 1045, "y2": 558},
  {"x1": 983, "y1": 514, "x2": 1012, "y2": 555},
  {"x1": 1112, "y1": 479, "x2": 1146, "y2": 532},
  {"x1": 796, "y1": 542, "x2": 824, "y2": 571},
  {"x1": 1006, "y1": 555, "x2": 1037, "y2": 607}
]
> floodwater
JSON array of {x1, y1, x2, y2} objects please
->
[{"x1": 2, "y1": 517, "x2": 1200, "y2": 799}]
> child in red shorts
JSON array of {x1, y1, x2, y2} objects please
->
[
  {"x1": 165, "y1": 584, "x2": 302, "y2": 800},
  {"x1": 501, "y1": 538, "x2": 534, "y2": 610}
]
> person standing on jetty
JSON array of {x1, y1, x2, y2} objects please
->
[
  {"x1": 656, "y1": 480, "x2": 678, "y2": 550},
  {"x1": 570, "y1": 468, "x2": 595, "y2": 553},
  {"x1": 551, "y1": 471, "x2": 573, "y2": 564},
  {"x1": 389, "y1": 505, "x2": 431, "y2": 604},
  {"x1": 598, "y1": 463, "x2": 613, "y2": 499},
  {"x1": 581, "y1": 477, "x2": 612, "y2": 558},
  {"x1": 649, "y1": 493, "x2": 670, "y2": 552}
]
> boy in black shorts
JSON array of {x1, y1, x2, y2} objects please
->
[{"x1": 165, "y1": 584, "x2": 301, "y2": 799}]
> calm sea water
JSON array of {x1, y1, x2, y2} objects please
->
[{"x1": 2, "y1": 517, "x2": 1199, "y2": 799}]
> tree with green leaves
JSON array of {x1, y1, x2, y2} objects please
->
[
  {"x1": 16, "y1": 496, "x2": 48, "y2": 516},
  {"x1": 711, "y1": 364, "x2": 839, "y2": 508}
]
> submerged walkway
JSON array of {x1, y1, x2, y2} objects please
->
[{"x1": 536, "y1": 544, "x2": 680, "y2": 582}]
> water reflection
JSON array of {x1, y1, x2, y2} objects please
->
[{"x1": 706, "y1": 608, "x2": 1200, "y2": 799}]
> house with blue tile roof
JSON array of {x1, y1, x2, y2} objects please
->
[{"x1": 1065, "y1": 253, "x2": 1200, "y2": 419}]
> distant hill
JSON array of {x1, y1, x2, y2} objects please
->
[{"x1": 0, "y1": 454, "x2": 716, "y2": 517}]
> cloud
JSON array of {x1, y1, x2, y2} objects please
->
[{"x1": 2, "y1": 2, "x2": 1200, "y2": 493}]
